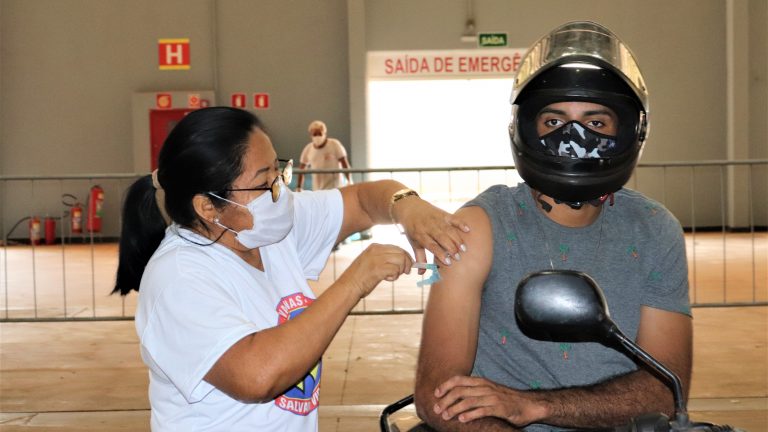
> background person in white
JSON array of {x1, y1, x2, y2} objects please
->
[
  {"x1": 113, "y1": 107, "x2": 470, "y2": 431},
  {"x1": 296, "y1": 120, "x2": 352, "y2": 191}
]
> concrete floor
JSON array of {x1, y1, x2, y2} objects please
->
[
  {"x1": 0, "y1": 230, "x2": 766, "y2": 431},
  {"x1": 1, "y1": 308, "x2": 766, "y2": 431}
]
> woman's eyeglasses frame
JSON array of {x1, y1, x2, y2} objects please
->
[{"x1": 218, "y1": 159, "x2": 293, "y2": 203}]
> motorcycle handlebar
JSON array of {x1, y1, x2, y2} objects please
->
[{"x1": 609, "y1": 413, "x2": 739, "y2": 432}]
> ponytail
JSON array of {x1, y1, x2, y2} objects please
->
[{"x1": 113, "y1": 175, "x2": 168, "y2": 295}]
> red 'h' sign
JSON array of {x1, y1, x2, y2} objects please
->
[{"x1": 158, "y1": 39, "x2": 190, "y2": 70}]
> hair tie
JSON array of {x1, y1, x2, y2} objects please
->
[
  {"x1": 151, "y1": 170, "x2": 172, "y2": 226},
  {"x1": 151, "y1": 169, "x2": 162, "y2": 190}
]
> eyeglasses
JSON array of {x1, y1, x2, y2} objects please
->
[{"x1": 220, "y1": 159, "x2": 293, "y2": 203}]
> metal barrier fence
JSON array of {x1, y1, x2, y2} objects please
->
[{"x1": 1, "y1": 160, "x2": 765, "y2": 321}]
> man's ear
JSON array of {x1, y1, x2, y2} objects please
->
[{"x1": 193, "y1": 194, "x2": 218, "y2": 224}]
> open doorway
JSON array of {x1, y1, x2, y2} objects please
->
[
  {"x1": 366, "y1": 78, "x2": 522, "y2": 209},
  {"x1": 362, "y1": 50, "x2": 526, "y2": 248},
  {"x1": 367, "y1": 78, "x2": 515, "y2": 169}
]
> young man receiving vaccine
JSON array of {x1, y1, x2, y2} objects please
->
[{"x1": 415, "y1": 21, "x2": 692, "y2": 432}]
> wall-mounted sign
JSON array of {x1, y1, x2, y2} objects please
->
[
  {"x1": 478, "y1": 33, "x2": 508, "y2": 48},
  {"x1": 187, "y1": 93, "x2": 201, "y2": 108},
  {"x1": 231, "y1": 93, "x2": 247, "y2": 108},
  {"x1": 156, "y1": 93, "x2": 172, "y2": 109},
  {"x1": 254, "y1": 93, "x2": 270, "y2": 109},
  {"x1": 367, "y1": 49, "x2": 525, "y2": 80},
  {"x1": 158, "y1": 38, "x2": 190, "y2": 70}
]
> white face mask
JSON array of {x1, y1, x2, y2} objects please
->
[
  {"x1": 312, "y1": 135, "x2": 326, "y2": 146},
  {"x1": 209, "y1": 180, "x2": 295, "y2": 249}
]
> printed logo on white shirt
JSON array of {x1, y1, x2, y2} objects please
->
[{"x1": 274, "y1": 293, "x2": 321, "y2": 415}]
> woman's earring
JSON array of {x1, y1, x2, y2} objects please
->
[{"x1": 213, "y1": 216, "x2": 220, "y2": 224}]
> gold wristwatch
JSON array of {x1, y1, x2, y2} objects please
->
[
  {"x1": 391, "y1": 188, "x2": 419, "y2": 205},
  {"x1": 389, "y1": 189, "x2": 419, "y2": 232}
]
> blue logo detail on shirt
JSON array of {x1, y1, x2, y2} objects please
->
[
  {"x1": 274, "y1": 293, "x2": 321, "y2": 415},
  {"x1": 276, "y1": 362, "x2": 322, "y2": 416}
]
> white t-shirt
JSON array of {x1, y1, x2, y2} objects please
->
[
  {"x1": 299, "y1": 138, "x2": 348, "y2": 190},
  {"x1": 135, "y1": 189, "x2": 343, "y2": 431}
]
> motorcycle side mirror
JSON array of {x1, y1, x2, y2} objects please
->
[
  {"x1": 514, "y1": 270, "x2": 617, "y2": 343},
  {"x1": 515, "y1": 270, "x2": 690, "y2": 429}
]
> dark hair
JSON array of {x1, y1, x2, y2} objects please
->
[{"x1": 113, "y1": 107, "x2": 262, "y2": 295}]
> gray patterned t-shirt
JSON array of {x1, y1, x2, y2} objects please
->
[{"x1": 465, "y1": 183, "x2": 690, "y2": 432}]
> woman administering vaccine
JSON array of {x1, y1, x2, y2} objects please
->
[{"x1": 113, "y1": 107, "x2": 469, "y2": 431}]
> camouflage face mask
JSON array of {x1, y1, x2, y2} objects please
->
[{"x1": 538, "y1": 121, "x2": 619, "y2": 159}]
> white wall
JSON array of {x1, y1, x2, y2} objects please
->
[{"x1": 0, "y1": 0, "x2": 765, "y2": 235}]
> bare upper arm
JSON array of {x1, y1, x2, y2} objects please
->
[
  {"x1": 635, "y1": 306, "x2": 693, "y2": 398},
  {"x1": 336, "y1": 185, "x2": 372, "y2": 243},
  {"x1": 415, "y1": 206, "x2": 493, "y2": 410}
]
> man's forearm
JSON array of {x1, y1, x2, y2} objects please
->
[
  {"x1": 418, "y1": 369, "x2": 674, "y2": 431},
  {"x1": 533, "y1": 369, "x2": 674, "y2": 429}
]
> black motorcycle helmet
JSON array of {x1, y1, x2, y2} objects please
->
[{"x1": 509, "y1": 21, "x2": 650, "y2": 203}]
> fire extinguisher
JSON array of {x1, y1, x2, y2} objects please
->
[
  {"x1": 44, "y1": 216, "x2": 56, "y2": 245},
  {"x1": 62, "y1": 193, "x2": 83, "y2": 235},
  {"x1": 29, "y1": 216, "x2": 42, "y2": 245},
  {"x1": 86, "y1": 185, "x2": 105, "y2": 233},
  {"x1": 71, "y1": 203, "x2": 83, "y2": 234}
]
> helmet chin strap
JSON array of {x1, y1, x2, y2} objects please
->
[
  {"x1": 538, "y1": 192, "x2": 615, "y2": 213},
  {"x1": 536, "y1": 192, "x2": 553, "y2": 212}
]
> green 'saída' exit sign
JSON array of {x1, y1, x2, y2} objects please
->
[{"x1": 478, "y1": 33, "x2": 508, "y2": 47}]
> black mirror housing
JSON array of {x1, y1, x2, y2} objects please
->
[{"x1": 515, "y1": 270, "x2": 615, "y2": 342}]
